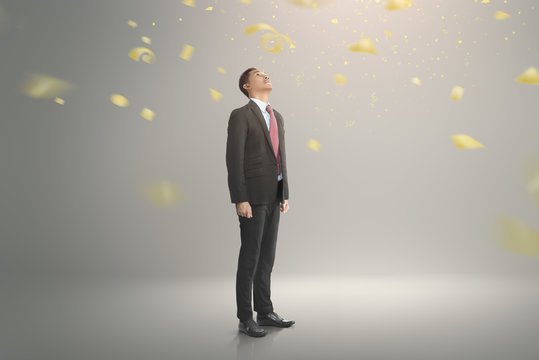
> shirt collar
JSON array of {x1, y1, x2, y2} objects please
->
[{"x1": 250, "y1": 97, "x2": 271, "y2": 113}]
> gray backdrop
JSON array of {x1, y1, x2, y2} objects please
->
[{"x1": 2, "y1": 0, "x2": 539, "y2": 282}]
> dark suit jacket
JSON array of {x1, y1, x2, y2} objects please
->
[{"x1": 226, "y1": 99, "x2": 289, "y2": 205}]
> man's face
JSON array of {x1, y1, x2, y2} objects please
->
[{"x1": 247, "y1": 69, "x2": 272, "y2": 93}]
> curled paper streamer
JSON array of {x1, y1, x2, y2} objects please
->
[
  {"x1": 128, "y1": 46, "x2": 156, "y2": 64},
  {"x1": 244, "y1": 23, "x2": 295, "y2": 54}
]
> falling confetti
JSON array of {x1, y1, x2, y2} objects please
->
[
  {"x1": 19, "y1": 73, "x2": 75, "y2": 99},
  {"x1": 128, "y1": 47, "x2": 156, "y2": 64},
  {"x1": 449, "y1": 85, "x2": 464, "y2": 101},
  {"x1": 127, "y1": 20, "x2": 138, "y2": 28},
  {"x1": 385, "y1": 0, "x2": 413, "y2": 11},
  {"x1": 347, "y1": 37, "x2": 377, "y2": 55},
  {"x1": 179, "y1": 44, "x2": 195, "y2": 61},
  {"x1": 141, "y1": 36, "x2": 151, "y2": 45},
  {"x1": 244, "y1": 23, "x2": 295, "y2": 54},
  {"x1": 182, "y1": 0, "x2": 195, "y2": 7},
  {"x1": 495, "y1": 215, "x2": 539, "y2": 257},
  {"x1": 307, "y1": 138, "x2": 322, "y2": 152},
  {"x1": 217, "y1": 67, "x2": 227, "y2": 74},
  {"x1": 450, "y1": 134, "x2": 485, "y2": 149},
  {"x1": 140, "y1": 107, "x2": 155, "y2": 121},
  {"x1": 333, "y1": 74, "x2": 347, "y2": 85},
  {"x1": 209, "y1": 88, "x2": 223, "y2": 102},
  {"x1": 53, "y1": 97, "x2": 65, "y2": 105},
  {"x1": 110, "y1": 94, "x2": 129, "y2": 107},
  {"x1": 144, "y1": 180, "x2": 182, "y2": 207},
  {"x1": 285, "y1": 0, "x2": 330, "y2": 8},
  {"x1": 411, "y1": 77, "x2": 421, "y2": 86},
  {"x1": 493, "y1": 10, "x2": 510, "y2": 20},
  {"x1": 514, "y1": 66, "x2": 539, "y2": 85}
]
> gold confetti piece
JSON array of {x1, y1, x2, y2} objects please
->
[
  {"x1": 128, "y1": 46, "x2": 156, "y2": 64},
  {"x1": 411, "y1": 77, "x2": 421, "y2": 86},
  {"x1": 385, "y1": 0, "x2": 413, "y2": 11},
  {"x1": 19, "y1": 73, "x2": 75, "y2": 99},
  {"x1": 347, "y1": 37, "x2": 377, "y2": 55},
  {"x1": 209, "y1": 88, "x2": 223, "y2": 102},
  {"x1": 53, "y1": 97, "x2": 65, "y2": 105},
  {"x1": 140, "y1": 107, "x2": 155, "y2": 121},
  {"x1": 141, "y1": 36, "x2": 151, "y2": 45},
  {"x1": 182, "y1": 0, "x2": 195, "y2": 7},
  {"x1": 127, "y1": 20, "x2": 138, "y2": 28},
  {"x1": 205, "y1": 6, "x2": 213, "y2": 11},
  {"x1": 244, "y1": 23, "x2": 295, "y2": 54},
  {"x1": 449, "y1": 85, "x2": 464, "y2": 101},
  {"x1": 179, "y1": 44, "x2": 195, "y2": 61},
  {"x1": 450, "y1": 134, "x2": 485, "y2": 149},
  {"x1": 383, "y1": 30, "x2": 392, "y2": 39},
  {"x1": 481, "y1": 0, "x2": 490, "y2": 4},
  {"x1": 333, "y1": 73, "x2": 347, "y2": 85},
  {"x1": 110, "y1": 94, "x2": 129, "y2": 107},
  {"x1": 495, "y1": 215, "x2": 539, "y2": 257},
  {"x1": 240, "y1": 0, "x2": 252, "y2": 3},
  {"x1": 307, "y1": 138, "x2": 321, "y2": 152},
  {"x1": 493, "y1": 10, "x2": 510, "y2": 20},
  {"x1": 217, "y1": 66, "x2": 227, "y2": 74},
  {"x1": 286, "y1": 0, "x2": 329, "y2": 7},
  {"x1": 144, "y1": 180, "x2": 181, "y2": 207},
  {"x1": 331, "y1": 18, "x2": 338, "y2": 24},
  {"x1": 515, "y1": 66, "x2": 539, "y2": 85}
]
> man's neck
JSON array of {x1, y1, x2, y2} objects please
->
[{"x1": 249, "y1": 93, "x2": 269, "y2": 104}]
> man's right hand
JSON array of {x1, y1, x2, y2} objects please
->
[{"x1": 236, "y1": 202, "x2": 253, "y2": 218}]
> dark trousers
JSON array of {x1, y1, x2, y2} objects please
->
[{"x1": 236, "y1": 180, "x2": 283, "y2": 321}]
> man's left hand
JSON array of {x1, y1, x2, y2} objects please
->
[{"x1": 280, "y1": 200, "x2": 289, "y2": 213}]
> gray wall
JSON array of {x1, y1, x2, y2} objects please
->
[{"x1": 1, "y1": 0, "x2": 539, "y2": 281}]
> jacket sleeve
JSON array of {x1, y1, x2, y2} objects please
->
[{"x1": 226, "y1": 109, "x2": 249, "y2": 204}]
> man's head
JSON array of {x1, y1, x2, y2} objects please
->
[{"x1": 239, "y1": 67, "x2": 272, "y2": 98}]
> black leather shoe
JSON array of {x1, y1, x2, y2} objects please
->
[
  {"x1": 239, "y1": 318, "x2": 267, "y2": 337},
  {"x1": 256, "y1": 311, "x2": 295, "y2": 327}
]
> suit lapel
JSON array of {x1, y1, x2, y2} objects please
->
[{"x1": 248, "y1": 99, "x2": 277, "y2": 161}]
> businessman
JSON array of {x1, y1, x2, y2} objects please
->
[{"x1": 226, "y1": 67, "x2": 295, "y2": 337}]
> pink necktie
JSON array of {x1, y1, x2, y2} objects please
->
[{"x1": 266, "y1": 104, "x2": 280, "y2": 175}]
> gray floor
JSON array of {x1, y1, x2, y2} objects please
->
[{"x1": 2, "y1": 274, "x2": 539, "y2": 360}]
